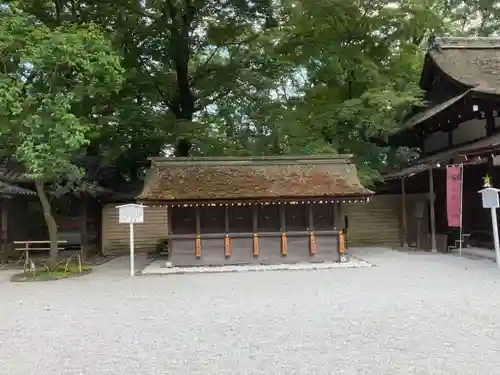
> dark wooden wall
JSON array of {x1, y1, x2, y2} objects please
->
[
  {"x1": 170, "y1": 203, "x2": 336, "y2": 235},
  {"x1": 169, "y1": 202, "x2": 340, "y2": 266},
  {"x1": 171, "y1": 234, "x2": 340, "y2": 267}
]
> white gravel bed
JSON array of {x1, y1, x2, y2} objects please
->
[
  {"x1": 141, "y1": 255, "x2": 372, "y2": 275},
  {"x1": 2, "y1": 248, "x2": 500, "y2": 374}
]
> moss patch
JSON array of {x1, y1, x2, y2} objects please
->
[{"x1": 11, "y1": 265, "x2": 92, "y2": 282}]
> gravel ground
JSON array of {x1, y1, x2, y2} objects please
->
[{"x1": 2, "y1": 248, "x2": 500, "y2": 375}]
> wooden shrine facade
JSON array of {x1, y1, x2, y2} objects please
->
[
  {"x1": 382, "y1": 37, "x2": 500, "y2": 251},
  {"x1": 139, "y1": 155, "x2": 373, "y2": 266}
]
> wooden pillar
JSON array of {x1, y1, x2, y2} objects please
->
[
  {"x1": 224, "y1": 234, "x2": 231, "y2": 258},
  {"x1": 167, "y1": 205, "x2": 173, "y2": 258},
  {"x1": 252, "y1": 205, "x2": 259, "y2": 257},
  {"x1": 0, "y1": 199, "x2": 7, "y2": 263},
  {"x1": 308, "y1": 203, "x2": 315, "y2": 254},
  {"x1": 79, "y1": 198, "x2": 89, "y2": 260},
  {"x1": 279, "y1": 203, "x2": 285, "y2": 231},
  {"x1": 224, "y1": 205, "x2": 229, "y2": 233},
  {"x1": 429, "y1": 169, "x2": 437, "y2": 252},
  {"x1": 279, "y1": 204, "x2": 286, "y2": 256},
  {"x1": 307, "y1": 203, "x2": 314, "y2": 230},
  {"x1": 195, "y1": 206, "x2": 201, "y2": 233},
  {"x1": 333, "y1": 202, "x2": 342, "y2": 230},
  {"x1": 252, "y1": 205, "x2": 258, "y2": 232},
  {"x1": 401, "y1": 177, "x2": 408, "y2": 249},
  {"x1": 195, "y1": 206, "x2": 201, "y2": 258},
  {"x1": 486, "y1": 109, "x2": 496, "y2": 186}
]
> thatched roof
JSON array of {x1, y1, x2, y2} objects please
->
[{"x1": 138, "y1": 155, "x2": 373, "y2": 202}]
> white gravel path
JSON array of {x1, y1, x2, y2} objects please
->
[{"x1": 1, "y1": 248, "x2": 500, "y2": 375}]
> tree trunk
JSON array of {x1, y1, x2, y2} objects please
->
[{"x1": 35, "y1": 180, "x2": 58, "y2": 269}]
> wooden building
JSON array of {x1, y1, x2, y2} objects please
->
[
  {"x1": 0, "y1": 177, "x2": 37, "y2": 262},
  {"x1": 381, "y1": 37, "x2": 500, "y2": 251},
  {"x1": 0, "y1": 159, "x2": 123, "y2": 259},
  {"x1": 138, "y1": 155, "x2": 373, "y2": 266}
]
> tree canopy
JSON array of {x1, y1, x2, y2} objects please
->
[{"x1": 2, "y1": 0, "x2": 499, "y2": 188}]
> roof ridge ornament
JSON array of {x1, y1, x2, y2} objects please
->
[{"x1": 483, "y1": 174, "x2": 492, "y2": 188}]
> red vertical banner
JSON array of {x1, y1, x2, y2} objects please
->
[{"x1": 446, "y1": 167, "x2": 462, "y2": 227}]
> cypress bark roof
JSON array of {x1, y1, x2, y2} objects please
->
[
  {"x1": 398, "y1": 91, "x2": 469, "y2": 131},
  {"x1": 138, "y1": 155, "x2": 373, "y2": 202},
  {"x1": 426, "y1": 37, "x2": 500, "y2": 94},
  {"x1": 0, "y1": 157, "x2": 119, "y2": 197},
  {"x1": 0, "y1": 181, "x2": 36, "y2": 197},
  {"x1": 385, "y1": 37, "x2": 500, "y2": 140}
]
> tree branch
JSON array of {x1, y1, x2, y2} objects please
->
[{"x1": 190, "y1": 46, "x2": 220, "y2": 85}]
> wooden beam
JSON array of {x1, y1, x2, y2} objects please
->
[
  {"x1": 429, "y1": 169, "x2": 437, "y2": 252},
  {"x1": 401, "y1": 178, "x2": 408, "y2": 249}
]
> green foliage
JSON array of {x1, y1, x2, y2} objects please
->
[
  {"x1": 0, "y1": 5, "x2": 123, "y2": 182},
  {"x1": 258, "y1": 0, "x2": 438, "y2": 182},
  {"x1": 5, "y1": 0, "x2": 500, "y2": 188},
  {"x1": 12, "y1": 264, "x2": 92, "y2": 282}
]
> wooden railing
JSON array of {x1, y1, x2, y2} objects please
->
[{"x1": 14, "y1": 240, "x2": 68, "y2": 266}]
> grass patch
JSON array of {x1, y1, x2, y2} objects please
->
[{"x1": 11, "y1": 264, "x2": 92, "y2": 282}]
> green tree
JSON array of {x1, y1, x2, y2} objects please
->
[
  {"x1": 267, "y1": 0, "x2": 445, "y2": 183},
  {"x1": 0, "y1": 6, "x2": 123, "y2": 267},
  {"x1": 17, "y1": 0, "x2": 290, "y2": 163},
  {"x1": 13, "y1": 0, "x2": 464, "y2": 188}
]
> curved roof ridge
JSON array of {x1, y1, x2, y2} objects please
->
[
  {"x1": 432, "y1": 36, "x2": 500, "y2": 49},
  {"x1": 424, "y1": 36, "x2": 500, "y2": 93}
]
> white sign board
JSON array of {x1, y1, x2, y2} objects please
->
[
  {"x1": 478, "y1": 187, "x2": 500, "y2": 209},
  {"x1": 478, "y1": 186, "x2": 500, "y2": 269},
  {"x1": 117, "y1": 203, "x2": 145, "y2": 224}
]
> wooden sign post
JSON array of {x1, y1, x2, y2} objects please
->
[
  {"x1": 117, "y1": 203, "x2": 145, "y2": 276},
  {"x1": 478, "y1": 180, "x2": 500, "y2": 269}
]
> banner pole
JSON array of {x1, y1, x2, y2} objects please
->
[{"x1": 459, "y1": 163, "x2": 464, "y2": 258}]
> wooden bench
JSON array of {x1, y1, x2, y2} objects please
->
[{"x1": 14, "y1": 241, "x2": 68, "y2": 267}]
